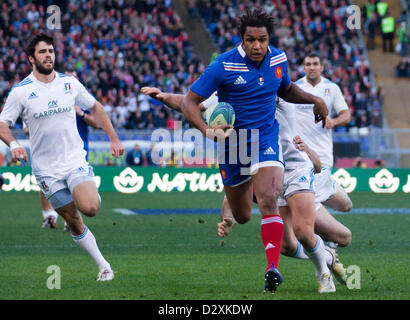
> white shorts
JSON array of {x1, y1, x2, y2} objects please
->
[
  {"x1": 314, "y1": 167, "x2": 337, "y2": 205},
  {"x1": 278, "y1": 166, "x2": 315, "y2": 207},
  {"x1": 37, "y1": 164, "x2": 95, "y2": 209}
]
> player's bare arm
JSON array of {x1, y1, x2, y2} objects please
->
[
  {"x1": 141, "y1": 87, "x2": 207, "y2": 113},
  {"x1": 325, "y1": 109, "x2": 351, "y2": 129},
  {"x1": 89, "y1": 101, "x2": 124, "y2": 158},
  {"x1": 181, "y1": 90, "x2": 232, "y2": 139},
  {"x1": 0, "y1": 122, "x2": 28, "y2": 162},
  {"x1": 278, "y1": 82, "x2": 328, "y2": 127},
  {"x1": 293, "y1": 135, "x2": 321, "y2": 173}
]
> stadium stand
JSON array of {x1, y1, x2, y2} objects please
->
[
  {"x1": 1, "y1": 0, "x2": 406, "y2": 166},
  {"x1": 0, "y1": 0, "x2": 205, "y2": 132},
  {"x1": 196, "y1": 0, "x2": 384, "y2": 134}
]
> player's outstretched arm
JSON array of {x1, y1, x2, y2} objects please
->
[
  {"x1": 0, "y1": 122, "x2": 28, "y2": 162},
  {"x1": 89, "y1": 101, "x2": 124, "y2": 158},
  {"x1": 182, "y1": 90, "x2": 232, "y2": 139},
  {"x1": 278, "y1": 82, "x2": 329, "y2": 128},
  {"x1": 293, "y1": 135, "x2": 321, "y2": 173},
  {"x1": 140, "y1": 87, "x2": 207, "y2": 113}
]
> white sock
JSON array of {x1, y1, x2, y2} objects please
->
[
  {"x1": 304, "y1": 235, "x2": 332, "y2": 278},
  {"x1": 292, "y1": 241, "x2": 309, "y2": 260},
  {"x1": 43, "y1": 209, "x2": 58, "y2": 220},
  {"x1": 72, "y1": 226, "x2": 111, "y2": 271}
]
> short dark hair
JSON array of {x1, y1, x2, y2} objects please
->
[
  {"x1": 238, "y1": 8, "x2": 275, "y2": 38},
  {"x1": 304, "y1": 52, "x2": 322, "y2": 65},
  {"x1": 24, "y1": 33, "x2": 55, "y2": 65}
]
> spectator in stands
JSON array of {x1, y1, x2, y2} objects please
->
[
  {"x1": 375, "y1": 159, "x2": 386, "y2": 167},
  {"x1": 197, "y1": 0, "x2": 382, "y2": 131},
  {"x1": 381, "y1": 10, "x2": 395, "y2": 52},
  {"x1": 145, "y1": 144, "x2": 156, "y2": 166},
  {"x1": 353, "y1": 157, "x2": 367, "y2": 168},
  {"x1": 395, "y1": 57, "x2": 410, "y2": 78},
  {"x1": 0, "y1": 0, "x2": 204, "y2": 132},
  {"x1": 365, "y1": 11, "x2": 377, "y2": 50},
  {"x1": 126, "y1": 143, "x2": 144, "y2": 166},
  {"x1": 396, "y1": 21, "x2": 409, "y2": 57},
  {"x1": 166, "y1": 149, "x2": 181, "y2": 167}
]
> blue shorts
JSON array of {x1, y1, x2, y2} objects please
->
[{"x1": 218, "y1": 122, "x2": 284, "y2": 187}]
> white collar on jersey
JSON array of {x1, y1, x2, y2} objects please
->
[
  {"x1": 303, "y1": 75, "x2": 324, "y2": 88},
  {"x1": 237, "y1": 43, "x2": 271, "y2": 58}
]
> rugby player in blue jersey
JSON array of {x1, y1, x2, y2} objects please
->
[{"x1": 180, "y1": 8, "x2": 328, "y2": 293}]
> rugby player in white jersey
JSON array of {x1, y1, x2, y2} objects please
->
[
  {"x1": 0, "y1": 34, "x2": 124, "y2": 281},
  {"x1": 140, "y1": 87, "x2": 346, "y2": 293},
  {"x1": 291, "y1": 53, "x2": 352, "y2": 249},
  {"x1": 273, "y1": 100, "x2": 346, "y2": 292}
]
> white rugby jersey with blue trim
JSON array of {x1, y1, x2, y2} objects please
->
[
  {"x1": 292, "y1": 76, "x2": 349, "y2": 168},
  {"x1": 0, "y1": 71, "x2": 96, "y2": 178},
  {"x1": 190, "y1": 44, "x2": 291, "y2": 130},
  {"x1": 276, "y1": 99, "x2": 312, "y2": 169}
]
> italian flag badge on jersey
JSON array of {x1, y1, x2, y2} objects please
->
[{"x1": 64, "y1": 83, "x2": 72, "y2": 93}]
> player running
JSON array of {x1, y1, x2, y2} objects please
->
[
  {"x1": 141, "y1": 86, "x2": 345, "y2": 293},
  {"x1": 0, "y1": 33, "x2": 124, "y2": 281},
  {"x1": 180, "y1": 8, "x2": 328, "y2": 293},
  {"x1": 291, "y1": 53, "x2": 353, "y2": 249}
]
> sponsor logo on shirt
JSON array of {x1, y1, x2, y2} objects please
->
[
  {"x1": 264, "y1": 147, "x2": 276, "y2": 155},
  {"x1": 28, "y1": 92, "x2": 38, "y2": 100},
  {"x1": 234, "y1": 76, "x2": 247, "y2": 85},
  {"x1": 298, "y1": 176, "x2": 308, "y2": 183},
  {"x1": 33, "y1": 106, "x2": 72, "y2": 119},
  {"x1": 48, "y1": 100, "x2": 58, "y2": 108}
]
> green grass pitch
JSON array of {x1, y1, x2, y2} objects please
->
[{"x1": 0, "y1": 191, "x2": 409, "y2": 300}]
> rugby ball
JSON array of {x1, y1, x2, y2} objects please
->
[{"x1": 203, "y1": 102, "x2": 235, "y2": 128}]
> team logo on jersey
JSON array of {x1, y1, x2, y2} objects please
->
[
  {"x1": 324, "y1": 88, "x2": 330, "y2": 96},
  {"x1": 40, "y1": 181, "x2": 49, "y2": 192},
  {"x1": 28, "y1": 92, "x2": 38, "y2": 100},
  {"x1": 234, "y1": 76, "x2": 247, "y2": 85},
  {"x1": 298, "y1": 176, "x2": 308, "y2": 183},
  {"x1": 221, "y1": 169, "x2": 227, "y2": 180},
  {"x1": 263, "y1": 147, "x2": 276, "y2": 155},
  {"x1": 258, "y1": 77, "x2": 264, "y2": 86},
  {"x1": 64, "y1": 83, "x2": 72, "y2": 94},
  {"x1": 275, "y1": 66, "x2": 282, "y2": 79},
  {"x1": 48, "y1": 100, "x2": 58, "y2": 108}
]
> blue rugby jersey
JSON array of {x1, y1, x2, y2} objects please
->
[{"x1": 190, "y1": 45, "x2": 290, "y2": 130}]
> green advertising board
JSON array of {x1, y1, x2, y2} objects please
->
[{"x1": 1, "y1": 166, "x2": 410, "y2": 193}]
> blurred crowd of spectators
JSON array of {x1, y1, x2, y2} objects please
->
[
  {"x1": 0, "y1": 0, "x2": 392, "y2": 135},
  {"x1": 0, "y1": 0, "x2": 205, "y2": 131},
  {"x1": 360, "y1": 1, "x2": 409, "y2": 78},
  {"x1": 196, "y1": 0, "x2": 385, "y2": 131}
]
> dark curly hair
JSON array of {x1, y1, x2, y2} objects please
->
[
  {"x1": 238, "y1": 8, "x2": 276, "y2": 38},
  {"x1": 24, "y1": 33, "x2": 55, "y2": 66}
]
